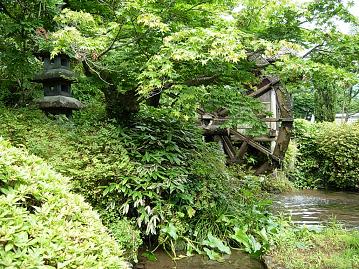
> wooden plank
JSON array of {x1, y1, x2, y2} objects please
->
[
  {"x1": 236, "y1": 141, "x2": 248, "y2": 159},
  {"x1": 200, "y1": 116, "x2": 293, "y2": 123},
  {"x1": 231, "y1": 135, "x2": 276, "y2": 142},
  {"x1": 262, "y1": 117, "x2": 293, "y2": 122},
  {"x1": 229, "y1": 129, "x2": 280, "y2": 162},
  {"x1": 221, "y1": 136, "x2": 237, "y2": 161}
]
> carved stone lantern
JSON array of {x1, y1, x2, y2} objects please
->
[{"x1": 33, "y1": 53, "x2": 83, "y2": 117}]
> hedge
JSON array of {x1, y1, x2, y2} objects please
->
[
  {"x1": 0, "y1": 138, "x2": 130, "y2": 269},
  {"x1": 292, "y1": 119, "x2": 359, "y2": 190}
]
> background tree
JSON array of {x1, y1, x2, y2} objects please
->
[
  {"x1": 1, "y1": 0, "x2": 358, "y2": 124},
  {"x1": 0, "y1": 0, "x2": 62, "y2": 105},
  {"x1": 232, "y1": 0, "x2": 359, "y2": 122}
]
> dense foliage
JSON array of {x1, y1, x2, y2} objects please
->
[
  {"x1": 0, "y1": 138, "x2": 129, "y2": 268},
  {"x1": 0, "y1": 105, "x2": 281, "y2": 259},
  {"x1": 288, "y1": 119, "x2": 359, "y2": 190},
  {"x1": 1, "y1": 0, "x2": 359, "y2": 267},
  {"x1": 1, "y1": 0, "x2": 358, "y2": 124}
]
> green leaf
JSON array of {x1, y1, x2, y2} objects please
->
[
  {"x1": 186, "y1": 206, "x2": 196, "y2": 218},
  {"x1": 4, "y1": 243, "x2": 13, "y2": 252},
  {"x1": 161, "y1": 223, "x2": 178, "y2": 240},
  {"x1": 142, "y1": 251, "x2": 157, "y2": 262},
  {"x1": 203, "y1": 233, "x2": 231, "y2": 255}
]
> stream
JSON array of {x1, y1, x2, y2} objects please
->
[
  {"x1": 136, "y1": 190, "x2": 359, "y2": 269},
  {"x1": 272, "y1": 189, "x2": 359, "y2": 229},
  {"x1": 136, "y1": 250, "x2": 264, "y2": 269}
]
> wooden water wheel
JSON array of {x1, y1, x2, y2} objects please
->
[{"x1": 199, "y1": 76, "x2": 293, "y2": 175}]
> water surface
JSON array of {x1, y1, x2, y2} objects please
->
[
  {"x1": 136, "y1": 249, "x2": 264, "y2": 269},
  {"x1": 272, "y1": 189, "x2": 359, "y2": 229},
  {"x1": 137, "y1": 190, "x2": 359, "y2": 269}
]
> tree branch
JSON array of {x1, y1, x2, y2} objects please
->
[
  {"x1": 146, "y1": 75, "x2": 219, "y2": 107},
  {"x1": 82, "y1": 59, "x2": 113, "y2": 85},
  {"x1": 162, "y1": 75, "x2": 219, "y2": 91},
  {"x1": 301, "y1": 43, "x2": 324, "y2": 58},
  {"x1": 97, "y1": 25, "x2": 123, "y2": 60},
  {"x1": 184, "y1": 1, "x2": 208, "y2": 12}
]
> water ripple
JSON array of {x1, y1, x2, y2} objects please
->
[{"x1": 272, "y1": 190, "x2": 359, "y2": 229}]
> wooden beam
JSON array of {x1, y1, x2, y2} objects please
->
[
  {"x1": 232, "y1": 135, "x2": 276, "y2": 142},
  {"x1": 236, "y1": 141, "x2": 248, "y2": 160},
  {"x1": 229, "y1": 129, "x2": 280, "y2": 162},
  {"x1": 272, "y1": 85, "x2": 293, "y2": 159},
  {"x1": 248, "y1": 78, "x2": 280, "y2": 98},
  {"x1": 262, "y1": 117, "x2": 293, "y2": 122},
  {"x1": 199, "y1": 116, "x2": 293, "y2": 123},
  {"x1": 221, "y1": 136, "x2": 237, "y2": 162}
]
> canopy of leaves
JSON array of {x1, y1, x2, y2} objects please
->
[{"x1": 1, "y1": 0, "x2": 358, "y2": 123}]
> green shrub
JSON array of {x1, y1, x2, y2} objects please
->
[
  {"x1": 291, "y1": 119, "x2": 359, "y2": 190},
  {"x1": 106, "y1": 219, "x2": 142, "y2": 263},
  {"x1": 315, "y1": 123, "x2": 359, "y2": 189},
  {"x1": 0, "y1": 106, "x2": 279, "y2": 258},
  {"x1": 261, "y1": 170, "x2": 295, "y2": 193},
  {"x1": 0, "y1": 138, "x2": 129, "y2": 269}
]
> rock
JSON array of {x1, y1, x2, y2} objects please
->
[
  {"x1": 124, "y1": 261, "x2": 134, "y2": 269},
  {"x1": 134, "y1": 263, "x2": 145, "y2": 269},
  {"x1": 263, "y1": 255, "x2": 287, "y2": 269}
]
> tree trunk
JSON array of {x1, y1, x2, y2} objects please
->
[{"x1": 103, "y1": 85, "x2": 140, "y2": 122}]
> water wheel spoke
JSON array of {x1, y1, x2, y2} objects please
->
[
  {"x1": 236, "y1": 141, "x2": 248, "y2": 160},
  {"x1": 221, "y1": 136, "x2": 237, "y2": 162},
  {"x1": 248, "y1": 78, "x2": 280, "y2": 98},
  {"x1": 230, "y1": 129, "x2": 280, "y2": 162}
]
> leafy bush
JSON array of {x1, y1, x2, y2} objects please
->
[
  {"x1": 261, "y1": 171, "x2": 295, "y2": 193},
  {"x1": 0, "y1": 138, "x2": 129, "y2": 268},
  {"x1": 0, "y1": 106, "x2": 280, "y2": 259},
  {"x1": 291, "y1": 119, "x2": 359, "y2": 190}
]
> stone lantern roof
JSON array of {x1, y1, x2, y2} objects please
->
[{"x1": 34, "y1": 53, "x2": 83, "y2": 116}]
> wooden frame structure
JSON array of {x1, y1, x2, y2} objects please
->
[{"x1": 199, "y1": 77, "x2": 293, "y2": 175}]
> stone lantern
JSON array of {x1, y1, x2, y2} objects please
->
[{"x1": 33, "y1": 53, "x2": 83, "y2": 117}]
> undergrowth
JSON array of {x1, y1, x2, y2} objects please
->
[{"x1": 0, "y1": 105, "x2": 281, "y2": 260}]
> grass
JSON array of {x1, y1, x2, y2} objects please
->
[{"x1": 267, "y1": 224, "x2": 359, "y2": 269}]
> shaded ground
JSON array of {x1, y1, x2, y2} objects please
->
[{"x1": 136, "y1": 249, "x2": 264, "y2": 269}]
